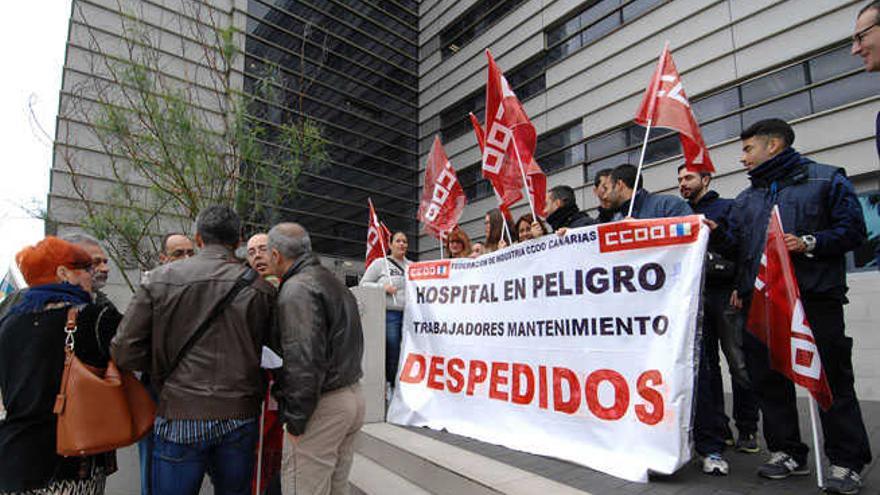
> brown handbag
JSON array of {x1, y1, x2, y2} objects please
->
[{"x1": 53, "y1": 307, "x2": 156, "y2": 457}]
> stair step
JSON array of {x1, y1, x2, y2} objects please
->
[
  {"x1": 350, "y1": 453, "x2": 433, "y2": 495},
  {"x1": 357, "y1": 423, "x2": 593, "y2": 495}
]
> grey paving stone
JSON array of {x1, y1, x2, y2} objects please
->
[{"x1": 404, "y1": 398, "x2": 880, "y2": 495}]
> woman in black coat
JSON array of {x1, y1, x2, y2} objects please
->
[{"x1": 0, "y1": 237, "x2": 121, "y2": 494}]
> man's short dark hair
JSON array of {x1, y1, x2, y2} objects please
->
[
  {"x1": 549, "y1": 185, "x2": 577, "y2": 207},
  {"x1": 859, "y1": 1, "x2": 880, "y2": 23},
  {"x1": 593, "y1": 168, "x2": 612, "y2": 185},
  {"x1": 611, "y1": 164, "x2": 642, "y2": 190},
  {"x1": 740, "y1": 119, "x2": 795, "y2": 148},
  {"x1": 195, "y1": 205, "x2": 240, "y2": 246},
  {"x1": 676, "y1": 163, "x2": 711, "y2": 179}
]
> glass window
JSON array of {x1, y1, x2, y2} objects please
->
[
  {"x1": 440, "y1": 0, "x2": 528, "y2": 59},
  {"x1": 584, "y1": 152, "x2": 628, "y2": 183},
  {"x1": 741, "y1": 64, "x2": 807, "y2": 106},
  {"x1": 586, "y1": 129, "x2": 627, "y2": 159},
  {"x1": 582, "y1": 13, "x2": 620, "y2": 45},
  {"x1": 692, "y1": 88, "x2": 740, "y2": 122},
  {"x1": 847, "y1": 191, "x2": 880, "y2": 272},
  {"x1": 741, "y1": 92, "x2": 812, "y2": 128},
  {"x1": 809, "y1": 46, "x2": 863, "y2": 83},
  {"x1": 622, "y1": 0, "x2": 665, "y2": 23},
  {"x1": 580, "y1": 0, "x2": 622, "y2": 26},
  {"x1": 811, "y1": 71, "x2": 876, "y2": 112},
  {"x1": 547, "y1": 16, "x2": 581, "y2": 46},
  {"x1": 699, "y1": 115, "x2": 741, "y2": 145},
  {"x1": 644, "y1": 134, "x2": 681, "y2": 163}
]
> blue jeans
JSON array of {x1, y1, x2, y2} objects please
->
[
  {"x1": 151, "y1": 421, "x2": 259, "y2": 495},
  {"x1": 138, "y1": 432, "x2": 153, "y2": 495},
  {"x1": 386, "y1": 310, "x2": 403, "y2": 386}
]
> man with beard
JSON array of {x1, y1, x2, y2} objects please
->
[
  {"x1": 677, "y1": 166, "x2": 760, "y2": 477},
  {"x1": 543, "y1": 185, "x2": 595, "y2": 233}
]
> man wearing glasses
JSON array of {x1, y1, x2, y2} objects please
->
[{"x1": 852, "y1": 1, "x2": 880, "y2": 159}]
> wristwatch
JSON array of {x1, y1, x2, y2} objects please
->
[{"x1": 800, "y1": 234, "x2": 817, "y2": 253}]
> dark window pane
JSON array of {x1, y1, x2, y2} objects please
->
[
  {"x1": 645, "y1": 134, "x2": 682, "y2": 163},
  {"x1": 742, "y1": 92, "x2": 812, "y2": 128},
  {"x1": 809, "y1": 46, "x2": 863, "y2": 83},
  {"x1": 547, "y1": 16, "x2": 581, "y2": 46},
  {"x1": 580, "y1": 0, "x2": 622, "y2": 26},
  {"x1": 585, "y1": 152, "x2": 628, "y2": 183},
  {"x1": 741, "y1": 64, "x2": 807, "y2": 105},
  {"x1": 587, "y1": 130, "x2": 627, "y2": 159},
  {"x1": 440, "y1": 0, "x2": 528, "y2": 59},
  {"x1": 692, "y1": 88, "x2": 740, "y2": 122},
  {"x1": 811, "y1": 71, "x2": 877, "y2": 112},
  {"x1": 700, "y1": 114, "x2": 741, "y2": 145},
  {"x1": 622, "y1": 0, "x2": 665, "y2": 22},
  {"x1": 582, "y1": 13, "x2": 619, "y2": 45}
]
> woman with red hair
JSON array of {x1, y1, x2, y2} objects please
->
[{"x1": 0, "y1": 237, "x2": 122, "y2": 494}]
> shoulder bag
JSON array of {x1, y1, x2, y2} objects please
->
[{"x1": 54, "y1": 307, "x2": 156, "y2": 457}]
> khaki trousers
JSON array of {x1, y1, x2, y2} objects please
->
[{"x1": 281, "y1": 384, "x2": 365, "y2": 495}]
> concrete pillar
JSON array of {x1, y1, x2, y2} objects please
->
[{"x1": 351, "y1": 285, "x2": 387, "y2": 423}]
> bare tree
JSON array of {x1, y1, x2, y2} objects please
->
[{"x1": 55, "y1": 0, "x2": 328, "y2": 290}]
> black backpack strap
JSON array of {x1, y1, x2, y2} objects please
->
[{"x1": 158, "y1": 268, "x2": 259, "y2": 389}]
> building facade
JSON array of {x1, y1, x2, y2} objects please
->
[{"x1": 417, "y1": 0, "x2": 880, "y2": 399}]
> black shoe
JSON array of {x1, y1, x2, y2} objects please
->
[
  {"x1": 736, "y1": 432, "x2": 760, "y2": 453},
  {"x1": 757, "y1": 452, "x2": 810, "y2": 479},
  {"x1": 824, "y1": 465, "x2": 862, "y2": 494}
]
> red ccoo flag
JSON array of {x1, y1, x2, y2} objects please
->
[
  {"x1": 419, "y1": 136, "x2": 466, "y2": 239},
  {"x1": 634, "y1": 44, "x2": 715, "y2": 174},
  {"x1": 746, "y1": 205, "x2": 833, "y2": 410},
  {"x1": 475, "y1": 50, "x2": 548, "y2": 217},
  {"x1": 365, "y1": 199, "x2": 389, "y2": 270}
]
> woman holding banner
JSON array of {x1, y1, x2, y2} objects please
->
[
  {"x1": 445, "y1": 227, "x2": 473, "y2": 259},
  {"x1": 516, "y1": 213, "x2": 546, "y2": 242},
  {"x1": 484, "y1": 209, "x2": 514, "y2": 253},
  {"x1": 360, "y1": 232, "x2": 410, "y2": 395}
]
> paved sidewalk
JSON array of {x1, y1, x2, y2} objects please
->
[{"x1": 408, "y1": 398, "x2": 880, "y2": 494}]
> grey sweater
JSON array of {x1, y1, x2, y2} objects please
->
[{"x1": 360, "y1": 256, "x2": 410, "y2": 311}]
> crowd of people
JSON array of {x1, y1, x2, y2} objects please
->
[
  {"x1": 0, "y1": 208, "x2": 364, "y2": 495},
  {"x1": 0, "y1": 3, "x2": 878, "y2": 495}
]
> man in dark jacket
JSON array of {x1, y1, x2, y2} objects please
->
[
  {"x1": 605, "y1": 164, "x2": 692, "y2": 220},
  {"x1": 729, "y1": 119, "x2": 870, "y2": 494},
  {"x1": 267, "y1": 222, "x2": 365, "y2": 495},
  {"x1": 112, "y1": 205, "x2": 276, "y2": 495},
  {"x1": 544, "y1": 185, "x2": 595, "y2": 232},
  {"x1": 677, "y1": 165, "x2": 760, "y2": 476}
]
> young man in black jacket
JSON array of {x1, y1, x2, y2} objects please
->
[{"x1": 677, "y1": 165, "x2": 760, "y2": 476}]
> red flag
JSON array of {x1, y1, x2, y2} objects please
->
[
  {"x1": 419, "y1": 136, "x2": 466, "y2": 239},
  {"x1": 634, "y1": 44, "x2": 715, "y2": 174},
  {"x1": 365, "y1": 199, "x2": 387, "y2": 269},
  {"x1": 746, "y1": 205, "x2": 833, "y2": 410},
  {"x1": 470, "y1": 112, "x2": 513, "y2": 220}
]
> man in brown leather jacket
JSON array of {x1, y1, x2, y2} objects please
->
[
  {"x1": 267, "y1": 222, "x2": 364, "y2": 495},
  {"x1": 111, "y1": 205, "x2": 276, "y2": 495}
]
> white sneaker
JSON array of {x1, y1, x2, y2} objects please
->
[{"x1": 702, "y1": 453, "x2": 729, "y2": 476}]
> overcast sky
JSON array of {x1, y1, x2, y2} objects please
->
[{"x1": 0, "y1": 1, "x2": 72, "y2": 275}]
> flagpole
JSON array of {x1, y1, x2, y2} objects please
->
[
  {"x1": 511, "y1": 139, "x2": 538, "y2": 221},
  {"x1": 502, "y1": 220, "x2": 513, "y2": 246},
  {"x1": 808, "y1": 395, "x2": 824, "y2": 488},
  {"x1": 371, "y1": 198, "x2": 397, "y2": 305},
  {"x1": 627, "y1": 118, "x2": 652, "y2": 218}
]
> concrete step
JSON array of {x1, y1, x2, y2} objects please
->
[
  {"x1": 356, "y1": 423, "x2": 592, "y2": 495},
  {"x1": 350, "y1": 453, "x2": 432, "y2": 495}
]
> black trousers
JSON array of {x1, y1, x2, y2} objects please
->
[
  {"x1": 694, "y1": 290, "x2": 759, "y2": 454},
  {"x1": 743, "y1": 296, "x2": 872, "y2": 471}
]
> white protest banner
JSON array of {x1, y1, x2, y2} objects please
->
[{"x1": 387, "y1": 216, "x2": 709, "y2": 482}]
